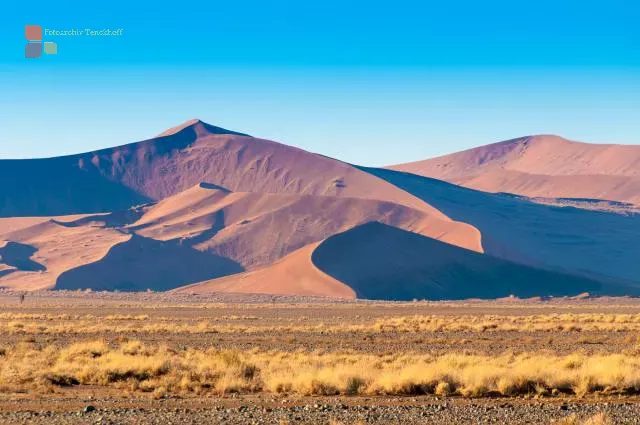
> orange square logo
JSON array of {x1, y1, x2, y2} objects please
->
[{"x1": 25, "y1": 25, "x2": 42, "y2": 41}]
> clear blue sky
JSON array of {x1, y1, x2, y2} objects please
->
[{"x1": 1, "y1": 0, "x2": 638, "y2": 165}]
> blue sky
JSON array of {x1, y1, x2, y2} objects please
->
[{"x1": 0, "y1": 0, "x2": 638, "y2": 165}]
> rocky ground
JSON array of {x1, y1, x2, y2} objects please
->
[{"x1": 0, "y1": 396, "x2": 637, "y2": 424}]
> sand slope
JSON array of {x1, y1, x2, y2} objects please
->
[
  {"x1": 177, "y1": 222, "x2": 610, "y2": 300},
  {"x1": 2, "y1": 124, "x2": 639, "y2": 299},
  {"x1": 0, "y1": 119, "x2": 440, "y2": 218},
  {"x1": 174, "y1": 242, "x2": 356, "y2": 299},
  {"x1": 55, "y1": 234, "x2": 243, "y2": 292},
  {"x1": 364, "y1": 167, "x2": 640, "y2": 287},
  {"x1": 79, "y1": 119, "x2": 434, "y2": 212},
  {"x1": 0, "y1": 183, "x2": 480, "y2": 291},
  {"x1": 130, "y1": 183, "x2": 481, "y2": 269},
  {"x1": 391, "y1": 135, "x2": 640, "y2": 205},
  {"x1": 0, "y1": 219, "x2": 129, "y2": 290},
  {"x1": 0, "y1": 159, "x2": 149, "y2": 217}
]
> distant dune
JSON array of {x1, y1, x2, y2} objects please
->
[
  {"x1": 0, "y1": 119, "x2": 434, "y2": 217},
  {"x1": 364, "y1": 167, "x2": 640, "y2": 287},
  {"x1": 390, "y1": 135, "x2": 640, "y2": 205},
  {"x1": 1, "y1": 121, "x2": 638, "y2": 299}
]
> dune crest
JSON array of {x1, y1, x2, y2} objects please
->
[{"x1": 390, "y1": 135, "x2": 640, "y2": 205}]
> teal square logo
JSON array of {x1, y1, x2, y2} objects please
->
[{"x1": 44, "y1": 42, "x2": 57, "y2": 55}]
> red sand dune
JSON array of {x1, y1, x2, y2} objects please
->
[
  {"x1": 364, "y1": 167, "x2": 640, "y2": 288},
  {"x1": 177, "y1": 222, "x2": 610, "y2": 300},
  {"x1": 0, "y1": 218, "x2": 129, "y2": 290},
  {"x1": 0, "y1": 119, "x2": 434, "y2": 218},
  {"x1": 130, "y1": 183, "x2": 481, "y2": 268},
  {"x1": 174, "y1": 242, "x2": 356, "y2": 299},
  {"x1": 390, "y1": 135, "x2": 640, "y2": 205},
  {"x1": 2, "y1": 121, "x2": 639, "y2": 299},
  {"x1": 0, "y1": 182, "x2": 480, "y2": 291},
  {"x1": 73, "y1": 119, "x2": 438, "y2": 213}
]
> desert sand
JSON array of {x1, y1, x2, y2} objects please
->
[
  {"x1": 179, "y1": 222, "x2": 603, "y2": 300},
  {"x1": 1, "y1": 121, "x2": 639, "y2": 301},
  {"x1": 391, "y1": 135, "x2": 640, "y2": 205}
]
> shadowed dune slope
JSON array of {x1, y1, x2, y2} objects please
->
[
  {"x1": 0, "y1": 241, "x2": 45, "y2": 278},
  {"x1": 312, "y1": 222, "x2": 611, "y2": 301},
  {"x1": 173, "y1": 242, "x2": 356, "y2": 299},
  {"x1": 0, "y1": 159, "x2": 150, "y2": 217},
  {"x1": 390, "y1": 135, "x2": 640, "y2": 205},
  {"x1": 55, "y1": 234, "x2": 243, "y2": 292},
  {"x1": 363, "y1": 167, "x2": 640, "y2": 286}
]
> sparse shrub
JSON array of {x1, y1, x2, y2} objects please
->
[
  {"x1": 583, "y1": 412, "x2": 612, "y2": 425},
  {"x1": 345, "y1": 376, "x2": 365, "y2": 395},
  {"x1": 555, "y1": 412, "x2": 612, "y2": 425},
  {"x1": 152, "y1": 386, "x2": 167, "y2": 399},
  {"x1": 434, "y1": 381, "x2": 452, "y2": 396}
]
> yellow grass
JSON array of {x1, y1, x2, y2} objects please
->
[
  {"x1": 371, "y1": 314, "x2": 640, "y2": 333},
  {"x1": 554, "y1": 412, "x2": 612, "y2": 425},
  {"x1": 1, "y1": 340, "x2": 640, "y2": 397},
  {"x1": 4, "y1": 313, "x2": 640, "y2": 336}
]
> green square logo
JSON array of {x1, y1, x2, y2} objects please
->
[{"x1": 44, "y1": 42, "x2": 57, "y2": 55}]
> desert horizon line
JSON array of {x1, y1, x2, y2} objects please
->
[{"x1": 1, "y1": 117, "x2": 637, "y2": 163}]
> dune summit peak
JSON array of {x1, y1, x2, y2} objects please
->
[{"x1": 157, "y1": 118, "x2": 250, "y2": 138}]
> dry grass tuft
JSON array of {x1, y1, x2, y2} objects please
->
[
  {"x1": 372, "y1": 314, "x2": 640, "y2": 333},
  {"x1": 1, "y1": 341, "x2": 640, "y2": 398},
  {"x1": 4, "y1": 312, "x2": 640, "y2": 336},
  {"x1": 554, "y1": 412, "x2": 612, "y2": 425}
]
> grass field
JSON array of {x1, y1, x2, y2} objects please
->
[{"x1": 0, "y1": 291, "x2": 637, "y2": 424}]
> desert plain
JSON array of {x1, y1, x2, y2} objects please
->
[{"x1": 0, "y1": 290, "x2": 639, "y2": 424}]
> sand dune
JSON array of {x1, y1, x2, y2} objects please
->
[
  {"x1": 55, "y1": 234, "x2": 243, "y2": 292},
  {"x1": 174, "y1": 242, "x2": 356, "y2": 298},
  {"x1": 178, "y1": 222, "x2": 609, "y2": 300},
  {"x1": 390, "y1": 135, "x2": 640, "y2": 205},
  {"x1": 129, "y1": 183, "x2": 481, "y2": 269},
  {"x1": 0, "y1": 214, "x2": 96, "y2": 234},
  {"x1": 156, "y1": 118, "x2": 249, "y2": 138},
  {"x1": 0, "y1": 219, "x2": 129, "y2": 290},
  {"x1": 91, "y1": 119, "x2": 435, "y2": 212},
  {"x1": 2, "y1": 122, "x2": 638, "y2": 299},
  {"x1": 0, "y1": 241, "x2": 46, "y2": 278},
  {"x1": 1, "y1": 119, "x2": 438, "y2": 218},
  {"x1": 364, "y1": 167, "x2": 640, "y2": 287},
  {"x1": 0, "y1": 159, "x2": 149, "y2": 217},
  {"x1": 0, "y1": 212, "x2": 244, "y2": 291},
  {"x1": 313, "y1": 222, "x2": 610, "y2": 300},
  {"x1": 0, "y1": 182, "x2": 479, "y2": 291}
]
